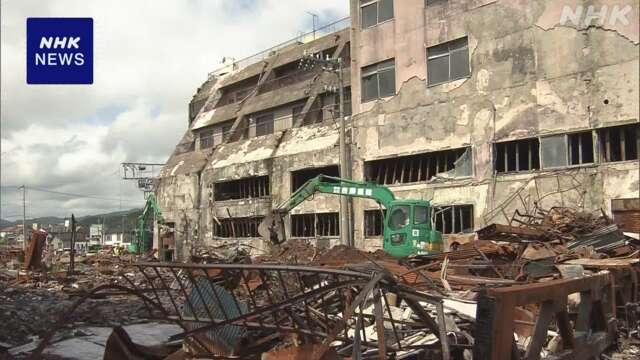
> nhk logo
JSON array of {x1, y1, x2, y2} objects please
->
[{"x1": 27, "y1": 18, "x2": 93, "y2": 84}]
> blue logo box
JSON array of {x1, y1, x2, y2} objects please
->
[{"x1": 26, "y1": 18, "x2": 93, "y2": 84}]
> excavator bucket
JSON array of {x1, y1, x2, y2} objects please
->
[{"x1": 258, "y1": 212, "x2": 286, "y2": 245}]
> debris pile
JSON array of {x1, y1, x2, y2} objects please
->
[{"x1": 1, "y1": 206, "x2": 638, "y2": 359}]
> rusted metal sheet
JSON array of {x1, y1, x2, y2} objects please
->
[
  {"x1": 24, "y1": 230, "x2": 47, "y2": 270},
  {"x1": 476, "y1": 223, "x2": 547, "y2": 241},
  {"x1": 612, "y1": 208, "x2": 640, "y2": 233}
]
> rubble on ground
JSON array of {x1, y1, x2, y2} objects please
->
[{"x1": 0, "y1": 206, "x2": 638, "y2": 359}]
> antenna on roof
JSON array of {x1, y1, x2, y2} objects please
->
[{"x1": 307, "y1": 12, "x2": 319, "y2": 40}]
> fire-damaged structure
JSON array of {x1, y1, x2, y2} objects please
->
[{"x1": 155, "y1": 0, "x2": 639, "y2": 261}]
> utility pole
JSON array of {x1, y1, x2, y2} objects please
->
[
  {"x1": 299, "y1": 53, "x2": 353, "y2": 247},
  {"x1": 19, "y1": 185, "x2": 26, "y2": 251},
  {"x1": 69, "y1": 214, "x2": 76, "y2": 276}
]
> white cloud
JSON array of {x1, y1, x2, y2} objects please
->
[{"x1": 0, "y1": 0, "x2": 349, "y2": 219}]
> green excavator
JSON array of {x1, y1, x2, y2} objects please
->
[
  {"x1": 129, "y1": 193, "x2": 164, "y2": 254},
  {"x1": 259, "y1": 175, "x2": 443, "y2": 258}
]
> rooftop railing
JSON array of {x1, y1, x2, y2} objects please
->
[{"x1": 208, "y1": 17, "x2": 351, "y2": 78}]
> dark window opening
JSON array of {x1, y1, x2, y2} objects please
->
[
  {"x1": 361, "y1": 59, "x2": 395, "y2": 102},
  {"x1": 291, "y1": 165, "x2": 339, "y2": 192},
  {"x1": 598, "y1": 123, "x2": 639, "y2": 162},
  {"x1": 291, "y1": 213, "x2": 339, "y2": 237},
  {"x1": 214, "y1": 217, "x2": 263, "y2": 238},
  {"x1": 217, "y1": 75, "x2": 260, "y2": 107},
  {"x1": 427, "y1": 37, "x2": 470, "y2": 86},
  {"x1": 364, "y1": 209, "x2": 386, "y2": 237},
  {"x1": 495, "y1": 138, "x2": 540, "y2": 173},
  {"x1": 361, "y1": 0, "x2": 394, "y2": 29},
  {"x1": 364, "y1": 147, "x2": 471, "y2": 185},
  {"x1": 569, "y1": 132, "x2": 595, "y2": 165},
  {"x1": 254, "y1": 113, "x2": 274, "y2": 137},
  {"x1": 199, "y1": 129, "x2": 214, "y2": 149},
  {"x1": 213, "y1": 176, "x2": 270, "y2": 201},
  {"x1": 426, "y1": 0, "x2": 447, "y2": 6},
  {"x1": 303, "y1": 98, "x2": 324, "y2": 126},
  {"x1": 433, "y1": 205, "x2": 474, "y2": 234}
]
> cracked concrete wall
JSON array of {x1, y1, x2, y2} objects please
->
[
  {"x1": 195, "y1": 123, "x2": 341, "y2": 252},
  {"x1": 159, "y1": 0, "x2": 638, "y2": 257},
  {"x1": 349, "y1": 0, "x2": 639, "y2": 251}
]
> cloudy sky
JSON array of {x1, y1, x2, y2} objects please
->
[{"x1": 0, "y1": 0, "x2": 349, "y2": 221}]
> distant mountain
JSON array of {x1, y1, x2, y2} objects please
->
[
  {"x1": 77, "y1": 209, "x2": 142, "y2": 233},
  {"x1": 0, "y1": 208, "x2": 142, "y2": 233},
  {"x1": 0, "y1": 216, "x2": 65, "y2": 228}
]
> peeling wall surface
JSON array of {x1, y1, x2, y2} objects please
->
[
  {"x1": 158, "y1": 0, "x2": 639, "y2": 259},
  {"x1": 350, "y1": 0, "x2": 639, "y2": 251}
]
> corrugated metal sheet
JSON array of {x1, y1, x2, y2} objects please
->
[{"x1": 183, "y1": 277, "x2": 248, "y2": 353}]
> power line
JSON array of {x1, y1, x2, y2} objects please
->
[{"x1": 26, "y1": 186, "x2": 142, "y2": 203}]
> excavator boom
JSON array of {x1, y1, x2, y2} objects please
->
[{"x1": 260, "y1": 175, "x2": 395, "y2": 244}]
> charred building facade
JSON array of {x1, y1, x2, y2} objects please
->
[{"x1": 157, "y1": 0, "x2": 639, "y2": 260}]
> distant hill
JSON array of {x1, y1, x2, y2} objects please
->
[
  {"x1": 0, "y1": 208, "x2": 142, "y2": 233},
  {"x1": 78, "y1": 209, "x2": 142, "y2": 233}
]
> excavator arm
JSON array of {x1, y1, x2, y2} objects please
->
[
  {"x1": 260, "y1": 175, "x2": 395, "y2": 244},
  {"x1": 277, "y1": 175, "x2": 396, "y2": 211},
  {"x1": 134, "y1": 194, "x2": 164, "y2": 253}
]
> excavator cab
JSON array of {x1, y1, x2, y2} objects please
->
[{"x1": 383, "y1": 200, "x2": 443, "y2": 258}]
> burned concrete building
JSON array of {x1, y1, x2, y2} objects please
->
[{"x1": 157, "y1": 0, "x2": 639, "y2": 260}]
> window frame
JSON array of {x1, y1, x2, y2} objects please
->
[
  {"x1": 494, "y1": 138, "x2": 541, "y2": 174},
  {"x1": 360, "y1": 0, "x2": 394, "y2": 29},
  {"x1": 540, "y1": 130, "x2": 596, "y2": 169},
  {"x1": 426, "y1": 36, "x2": 471, "y2": 86},
  {"x1": 432, "y1": 204, "x2": 474, "y2": 234},
  {"x1": 199, "y1": 129, "x2": 214, "y2": 149},
  {"x1": 597, "y1": 123, "x2": 640, "y2": 163},
  {"x1": 254, "y1": 112, "x2": 274, "y2": 137},
  {"x1": 361, "y1": 58, "x2": 396, "y2": 103}
]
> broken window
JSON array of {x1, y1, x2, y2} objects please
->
[
  {"x1": 495, "y1": 138, "x2": 540, "y2": 173},
  {"x1": 364, "y1": 209, "x2": 386, "y2": 237},
  {"x1": 213, "y1": 176, "x2": 270, "y2": 201},
  {"x1": 541, "y1": 131, "x2": 594, "y2": 168},
  {"x1": 291, "y1": 212, "x2": 339, "y2": 238},
  {"x1": 214, "y1": 217, "x2": 263, "y2": 238},
  {"x1": 199, "y1": 129, "x2": 214, "y2": 149},
  {"x1": 361, "y1": 59, "x2": 396, "y2": 102},
  {"x1": 598, "y1": 123, "x2": 639, "y2": 163},
  {"x1": 254, "y1": 113, "x2": 274, "y2": 137},
  {"x1": 427, "y1": 37, "x2": 470, "y2": 85},
  {"x1": 291, "y1": 165, "x2": 339, "y2": 192},
  {"x1": 364, "y1": 147, "x2": 471, "y2": 185},
  {"x1": 569, "y1": 131, "x2": 594, "y2": 165},
  {"x1": 361, "y1": 0, "x2": 394, "y2": 29},
  {"x1": 541, "y1": 135, "x2": 568, "y2": 168},
  {"x1": 433, "y1": 205, "x2": 474, "y2": 234}
]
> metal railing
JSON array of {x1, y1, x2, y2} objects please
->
[{"x1": 208, "y1": 17, "x2": 351, "y2": 78}]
